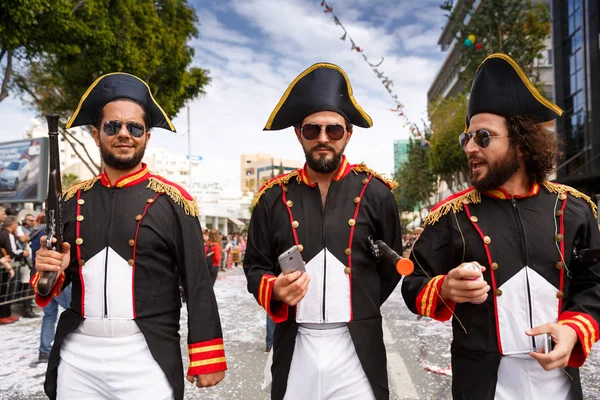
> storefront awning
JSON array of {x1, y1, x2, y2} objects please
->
[{"x1": 228, "y1": 217, "x2": 245, "y2": 227}]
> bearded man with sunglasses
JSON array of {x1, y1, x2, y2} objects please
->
[
  {"x1": 244, "y1": 63, "x2": 403, "y2": 400},
  {"x1": 402, "y1": 53, "x2": 600, "y2": 400},
  {"x1": 32, "y1": 73, "x2": 226, "y2": 400}
]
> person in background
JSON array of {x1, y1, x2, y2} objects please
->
[
  {"x1": 0, "y1": 252, "x2": 17, "y2": 324},
  {"x1": 21, "y1": 214, "x2": 37, "y2": 236},
  {"x1": 265, "y1": 314, "x2": 275, "y2": 352},
  {"x1": 6, "y1": 207, "x2": 30, "y2": 244},
  {"x1": 206, "y1": 229, "x2": 222, "y2": 286},
  {"x1": 1, "y1": 215, "x2": 36, "y2": 318}
]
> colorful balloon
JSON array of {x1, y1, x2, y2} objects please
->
[
  {"x1": 475, "y1": 43, "x2": 483, "y2": 50},
  {"x1": 464, "y1": 38, "x2": 473, "y2": 47},
  {"x1": 468, "y1": 34, "x2": 476, "y2": 43}
]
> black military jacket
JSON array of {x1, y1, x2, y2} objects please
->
[
  {"x1": 402, "y1": 182, "x2": 600, "y2": 400},
  {"x1": 32, "y1": 164, "x2": 226, "y2": 400},
  {"x1": 244, "y1": 157, "x2": 403, "y2": 400}
]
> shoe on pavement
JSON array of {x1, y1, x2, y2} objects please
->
[
  {"x1": 38, "y1": 352, "x2": 49, "y2": 363},
  {"x1": 0, "y1": 317, "x2": 16, "y2": 324},
  {"x1": 265, "y1": 345, "x2": 272, "y2": 352},
  {"x1": 7, "y1": 315, "x2": 19, "y2": 322}
]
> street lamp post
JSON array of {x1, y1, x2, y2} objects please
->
[{"x1": 187, "y1": 103, "x2": 192, "y2": 189}]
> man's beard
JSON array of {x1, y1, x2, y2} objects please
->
[
  {"x1": 304, "y1": 142, "x2": 346, "y2": 174},
  {"x1": 469, "y1": 146, "x2": 520, "y2": 192},
  {"x1": 99, "y1": 137, "x2": 147, "y2": 170}
]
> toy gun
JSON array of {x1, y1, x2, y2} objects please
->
[
  {"x1": 368, "y1": 235, "x2": 414, "y2": 276},
  {"x1": 572, "y1": 247, "x2": 600, "y2": 265},
  {"x1": 36, "y1": 115, "x2": 64, "y2": 297}
]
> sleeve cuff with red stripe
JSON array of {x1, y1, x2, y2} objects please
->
[
  {"x1": 187, "y1": 338, "x2": 228, "y2": 376},
  {"x1": 415, "y1": 275, "x2": 455, "y2": 321},
  {"x1": 30, "y1": 272, "x2": 66, "y2": 308},
  {"x1": 258, "y1": 274, "x2": 289, "y2": 323},
  {"x1": 558, "y1": 311, "x2": 599, "y2": 368}
]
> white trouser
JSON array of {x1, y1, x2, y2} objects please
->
[
  {"x1": 284, "y1": 325, "x2": 375, "y2": 400},
  {"x1": 57, "y1": 321, "x2": 173, "y2": 400},
  {"x1": 495, "y1": 354, "x2": 571, "y2": 400}
]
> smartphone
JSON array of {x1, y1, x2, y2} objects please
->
[
  {"x1": 278, "y1": 245, "x2": 306, "y2": 275},
  {"x1": 542, "y1": 333, "x2": 553, "y2": 354}
]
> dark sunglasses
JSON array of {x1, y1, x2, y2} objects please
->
[
  {"x1": 301, "y1": 123, "x2": 346, "y2": 141},
  {"x1": 459, "y1": 129, "x2": 508, "y2": 150},
  {"x1": 102, "y1": 120, "x2": 146, "y2": 138}
]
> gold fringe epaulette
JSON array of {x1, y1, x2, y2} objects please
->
[
  {"x1": 351, "y1": 163, "x2": 398, "y2": 190},
  {"x1": 251, "y1": 171, "x2": 301, "y2": 208},
  {"x1": 147, "y1": 177, "x2": 199, "y2": 217},
  {"x1": 62, "y1": 177, "x2": 100, "y2": 201},
  {"x1": 424, "y1": 188, "x2": 481, "y2": 226},
  {"x1": 542, "y1": 181, "x2": 598, "y2": 219}
]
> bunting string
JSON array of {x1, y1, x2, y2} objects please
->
[{"x1": 319, "y1": 1, "x2": 426, "y2": 141}]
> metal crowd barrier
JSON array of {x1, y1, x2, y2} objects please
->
[{"x1": 0, "y1": 261, "x2": 35, "y2": 307}]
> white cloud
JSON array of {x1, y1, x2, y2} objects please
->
[
  {"x1": 0, "y1": 0, "x2": 449, "y2": 185},
  {"x1": 196, "y1": 8, "x2": 254, "y2": 45}
]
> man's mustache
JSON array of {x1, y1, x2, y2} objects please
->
[{"x1": 309, "y1": 144, "x2": 335, "y2": 153}]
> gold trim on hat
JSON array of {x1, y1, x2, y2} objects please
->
[
  {"x1": 264, "y1": 63, "x2": 373, "y2": 129},
  {"x1": 482, "y1": 53, "x2": 563, "y2": 117},
  {"x1": 65, "y1": 72, "x2": 175, "y2": 131}
]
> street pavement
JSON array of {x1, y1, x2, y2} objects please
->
[{"x1": 1, "y1": 267, "x2": 599, "y2": 399}]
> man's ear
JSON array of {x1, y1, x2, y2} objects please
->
[
  {"x1": 346, "y1": 128, "x2": 353, "y2": 142},
  {"x1": 92, "y1": 128, "x2": 100, "y2": 147},
  {"x1": 146, "y1": 131, "x2": 151, "y2": 145},
  {"x1": 514, "y1": 141, "x2": 524, "y2": 157},
  {"x1": 294, "y1": 127, "x2": 302, "y2": 144}
]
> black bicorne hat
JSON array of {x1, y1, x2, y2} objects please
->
[
  {"x1": 264, "y1": 63, "x2": 372, "y2": 131},
  {"x1": 65, "y1": 73, "x2": 175, "y2": 132},
  {"x1": 467, "y1": 53, "x2": 562, "y2": 127}
]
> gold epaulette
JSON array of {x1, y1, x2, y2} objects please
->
[
  {"x1": 251, "y1": 171, "x2": 301, "y2": 208},
  {"x1": 62, "y1": 177, "x2": 100, "y2": 201},
  {"x1": 147, "y1": 177, "x2": 199, "y2": 217},
  {"x1": 351, "y1": 163, "x2": 398, "y2": 190},
  {"x1": 542, "y1": 181, "x2": 598, "y2": 219},
  {"x1": 424, "y1": 187, "x2": 481, "y2": 226}
]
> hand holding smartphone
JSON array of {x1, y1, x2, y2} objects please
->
[{"x1": 278, "y1": 245, "x2": 306, "y2": 275}]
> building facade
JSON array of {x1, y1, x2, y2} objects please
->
[
  {"x1": 240, "y1": 153, "x2": 303, "y2": 194},
  {"x1": 393, "y1": 139, "x2": 410, "y2": 174},
  {"x1": 552, "y1": 0, "x2": 600, "y2": 198},
  {"x1": 428, "y1": 0, "x2": 554, "y2": 104}
]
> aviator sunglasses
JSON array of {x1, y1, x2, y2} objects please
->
[
  {"x1": 459, "y1": 129, "x2": 508, "y2": 150},
  {"x1": 301, "y1": 123, "x2": 346, "y2": 141},
  {"x1": 102, "y1": 120, "x2": 146, "y2": 138}
]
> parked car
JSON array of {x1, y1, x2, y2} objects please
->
[{"x1": 0, "y1": 159, "x2": 30, "y2": 190}]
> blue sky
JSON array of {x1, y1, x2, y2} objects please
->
[{"x1": 0, "y1": 0, "x2": 449, "y2": 184}]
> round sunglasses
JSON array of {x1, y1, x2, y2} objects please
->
[
  {"x1": 459, "y1": 129, "x2": 508, "y2": 150},
  {"x1": 301, "y1": 123, "x2": 346, "y2": 141},
  {"x1": 103, "y1": 120, "x2": 146, "y2": 138}
]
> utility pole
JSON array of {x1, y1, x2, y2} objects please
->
[{"x1": 187, "y1": 104, "x2": 192, "y2": 189}]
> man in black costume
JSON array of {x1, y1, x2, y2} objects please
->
[{"x1": 33, "y1": 73, "x2": 226, "y2": 400}]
